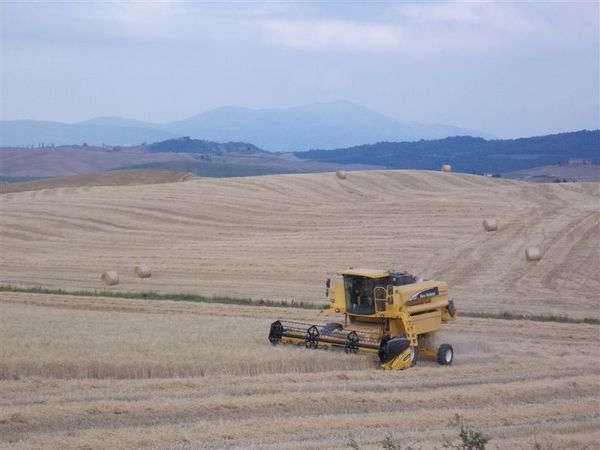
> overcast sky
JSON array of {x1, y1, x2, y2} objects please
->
[{"x1": 1, "y1": 1, "x2": 598, "y2": 138}]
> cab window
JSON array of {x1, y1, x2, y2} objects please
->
[{"x1": 344, "y1": 276, "x2": 375, "y2": 314}]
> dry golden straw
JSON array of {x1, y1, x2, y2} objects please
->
[
  {"x1": 134, "y1": 263, "x2": 151, "y2": 278},
  {"x1": 483, "y1": 219, "x2": 498, "y2": 231},
  {"x1": 101, "y1": 270, "x2": 119, "y2": 285}
]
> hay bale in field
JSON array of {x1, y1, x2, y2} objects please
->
[
  {"x1": 526, "y1": 247, "x2": 542, "y2": 261},
  {"x1": 441, "y1": 164, "x2": 452, "y2": 172},
  {"x1": 134, "y1": 263, "x2": 151, "y2": 279},
  {"x1": 101, "y1": 270, "x2": 119, "y2": 285},
  {"x1": 335, "y1": 170, "x2": 347, "y2": 180},
  {"x1": 482, "y1": 219, "x2": 498, "y2": 231}
]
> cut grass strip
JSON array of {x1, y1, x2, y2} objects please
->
[
  {"x1": 0, "y1": 285, "x2": 327, "y2": 310},
  {"x1": 460, "y1": 310, "x2": 599, "y2": 325},
  {"x1": 1, "y1": 285, "x2": 597, "y2": 325}
]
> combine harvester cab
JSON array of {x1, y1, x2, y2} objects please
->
[{"x1": 269, "y1": 269, "x2": 457, "y2": 370}]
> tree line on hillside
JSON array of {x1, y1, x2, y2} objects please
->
[
  {"x1": 293, "y1": 130, "x2": 600, "y2": 174},
  {"x1": 146, "y1": 136, "x2": 264, "y2": 154}
]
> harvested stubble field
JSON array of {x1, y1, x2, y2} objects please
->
[
  {"x1": 1, "y1": 170, "x2": 599, "y2": 318},
  {"x1": 0, "y1": 292, "x2": 599, "y2": 449},
  {"x1": 0, "y1": 169, "x2": 198, "y2": 194},
  {"x1": 1, "y1": 170, "x2": 599, "y2": 449}
]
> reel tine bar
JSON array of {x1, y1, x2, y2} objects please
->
[{"x1": 269, "y1": 320, "x2": 380, "y2": 352}]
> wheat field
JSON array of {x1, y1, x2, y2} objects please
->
[{"x1": 1, "y1": 170, "x2": 599, "y2": 448}]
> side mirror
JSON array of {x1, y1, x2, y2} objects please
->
[{"x1": 325, "y1": 278, "x2": 331, "y2": 288}]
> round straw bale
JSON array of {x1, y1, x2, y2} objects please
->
[
  {"x1": 482, "y1": 219, "x2": 498, "y2": 232},
  {"x1": 101, "y1": 270, "x2": 119, "y2": 285},
  {"x1": 335, "y1": 170, "x2": 347, "y2": 180},
  {"x1": 134, "y1": 263, "x2": 151, "y2": 278},
  {"x1": 525, "y1": 247, "x2": 542, "y2": 261},
  {"x1": 441, "y1": 164, "x2": 452, "y2": 172}
]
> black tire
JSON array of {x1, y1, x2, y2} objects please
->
[
  {"x1": 437, "y1": 343, "x2": 454, "y2": 365},
  {"x1": 410, "y1": 346, "x2": 419, "y2": 367},
  {"x1": 447, "y1": 299, "x2": 456, "y2": 317},
  {"x1": 321, "y1": 322, "x2": 343, "y2": 334},
  {"x1": 268, "y1": 320, "x2": 283, "y2": 345}
]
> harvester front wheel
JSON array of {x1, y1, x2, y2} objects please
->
[
  {"x1": 410, "y1": 346, "x2": 419, "y2": 367},
  {"x1": 437, "y1": 343, "x2": 454, "y2": 365}
]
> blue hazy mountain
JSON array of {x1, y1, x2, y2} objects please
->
[
  {"x1": 0, "y1": 119, "x2": 175, "y2": 147},
  {"x1": 1, "y1": 101, "x2": 490, "y2": 150},
  {"x1": 160, "y1": 101, "x2": 490, "y2": 151}
]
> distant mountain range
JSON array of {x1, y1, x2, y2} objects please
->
[
  {"x1": 294, "y1": 130, "x2": 600, "y2": 174},
  {"x1": 0, "y1": 101, "x2": 490, "y2": 151}
]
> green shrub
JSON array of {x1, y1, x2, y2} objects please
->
[{"x1": 445, "y1": 414, "x2": 489, "y2": 450}]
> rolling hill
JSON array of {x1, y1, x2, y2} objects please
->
[
  {"x1": 1, "y1": 170, "x2": 598, "y2": 320},
  {"x1": 3, "y1": 131, "x2": 598, "y2": 180},
  {"x1": 0, "y1": 169, "x2": 197, "y2": 194},
  {"x1": 294, "y1": 130, "x2": 600, "y2": 174},
  {"x1": 0, "y1": 143, "x2": 376, "y2": 179}
]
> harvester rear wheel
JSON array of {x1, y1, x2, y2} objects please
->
[{"x1": 437, "y1": 343, "x2": 454, "y2": 365}]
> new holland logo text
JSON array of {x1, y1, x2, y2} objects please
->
[{"x1": 409, "y1": 287, "x2": 439, "y2": 301}]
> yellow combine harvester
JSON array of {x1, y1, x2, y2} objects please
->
[{"x1": 268, "y1": 269, "x2": 457, "y2": 370}]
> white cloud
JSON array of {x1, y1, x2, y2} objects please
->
[
  {"x1": 111, "y1": 2, "x2": 180, "y2": 40},
  {"x1": 263, "y1": 17, "x2": 496, "y2": 54},
  {"x1": 262, "y1": 2, "x2": 598, "y2": 55},
  {"x1": 264, "y1": 19, "x2": 402, "y2": 52},
  {"x1": 93, "y1": 2, "x2": 195, "y2": 42},
  {"x1": 4, "y1": 2, "x2": 595, "y2": 55}
]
